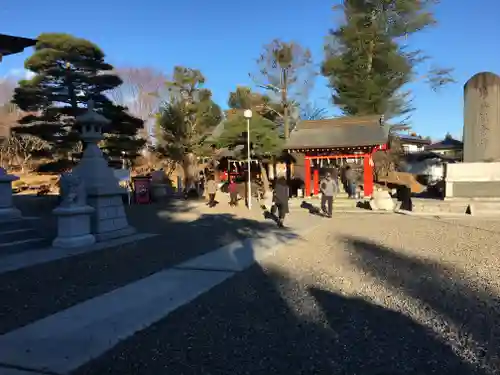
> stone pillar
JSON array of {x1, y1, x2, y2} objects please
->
[
  {"x1": 463, "y1": 72, "x2": 500, "y2": 162},
  {"x1": 72, "y1": 101, "x2": 135, "y2": 241},
  {"x1": 52, "y1": 205, "x2": 96, "y2": 248},
  {"x1": 0, "y1": 168, "x2": 21, "y2": 222}
]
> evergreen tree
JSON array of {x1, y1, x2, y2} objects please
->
[
  {"x1": 217, "y1": 87, "x2": 283, "y2": 157},
  {"x1": 156, "y1": 66, "x2": 222, "y2": 187},
  {"x1": 12, "y1": 33, "x2": 144, "y2": 167},
  {"x1": 322, "y1": 0, "x2": 453, "y2": 120}
]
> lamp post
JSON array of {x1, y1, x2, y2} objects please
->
[{"x1": 243, "y1": 109, "x2": 252, "y2": 209}]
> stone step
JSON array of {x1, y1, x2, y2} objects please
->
[
  {"x1": 466, "y1": 201, "x2": 500, "y2": 216},
  {"x1": 0, "y1": 238, "x2": 51, "y2": 254},
  {"x1": 410, "y1": 200, "x2": 468, "y2": 214},
  {"x1": 0, "y1": 227, "x2": 39, "y2": 243},
  {"x1": 0, "y1": 218, "x2": 39, "y2": 231}
]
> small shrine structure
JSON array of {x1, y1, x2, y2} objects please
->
[{"x1": 285, "y1": 116, "x2": 388, "y2": 198}]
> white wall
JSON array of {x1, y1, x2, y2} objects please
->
[{"x1": 401, "y1": 143, "x2": 425, "y2": 153}]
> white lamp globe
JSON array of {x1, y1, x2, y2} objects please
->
[{"x1": 243, "y1": 109, "x2": 253, "y2": 119}]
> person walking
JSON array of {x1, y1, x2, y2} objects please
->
[
  {"x1": 205, "y1": 175, "x2": 217, "y2": 207},
  {"x1": 320, "y1": 172, "x2": 337, "y2": 218},
  {"x1": 344, "y1": 166, "x2": 357, "y2": 199},
  {"x1": 272, "y1": 176, "x2": 289, "y2": 227}
]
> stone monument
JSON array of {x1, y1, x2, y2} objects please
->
[
  {"x1": 444, "y1": 72, "x2": 500, "y2": 201},
  {"x1": 0, "y1": 167, "x2": 21, "y2": 222},
  {"x1": 72, "y1": 101, "x2": 135, "y2": 241},
  {"x1": 463, "y1": 72, "x2": 500, "y2": 162},
  {"x1": 52, "y1": 172, "x2": 95, "y2": 248}
]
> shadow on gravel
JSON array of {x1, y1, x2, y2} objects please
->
[
  {"x1": 0, "y1": 199, "x2": 298, "y2": 335},
  {"x1": 343, "y1": 236, "x2": 499, "y2": 374},
  {"x1": 72, "y1": 264, "x2": 485, "y2": 375}
]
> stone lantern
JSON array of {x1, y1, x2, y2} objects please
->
[{"x1": 72, "y1": 101, "x2": 135, "y2": 241}]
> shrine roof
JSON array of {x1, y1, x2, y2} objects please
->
[
  {"x1": 425, "y1": 137, "x2": 463, "y2": 151},
  {"x1": 285, "y1": 115, "x2": 388, "y2": 150},
  {"x1": 0, "y1": 34, "x2": 36, "y2": 57}
]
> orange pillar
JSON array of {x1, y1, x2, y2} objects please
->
[
  {"x1": 304, "y1": 158, "x2": 311, "y2": 196},
  {"x1": 363, "y1": 154, "x2": 374, "y2": 197},
  {"x1": 313, "y1": 168, "x2": 319, "y2": 195}
]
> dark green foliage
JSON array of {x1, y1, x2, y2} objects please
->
[
  {"x1": 12, "y1": 33, "x2": 144, "y2": 163},
  {"x1": 322, "y1": 0, "x2": 454, "y2": 120},
  {"x1": 217, "y1": 115, "x2": 283, "y2": 157},
  {"x1": 156, "y1": 66, "x2": 222, "y2": 161},
  {"x1": 217, "y1": 87, "x2": 283, "y2": 157}
]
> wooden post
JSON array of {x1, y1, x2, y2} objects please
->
[
  {"x1": 363, "y1": 154, "x2": 374, "y2": 197},
  {"x1": 313, "y1": 168, "x2": 319, "y2": 195},
  {"x1": 305, "y1": 157, "x2": 311, "y2": 196}
]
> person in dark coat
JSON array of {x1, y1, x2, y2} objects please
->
[
  {"x1": 344, "y1": 166, "x2": 357, "y2": 199},
  {"x1": 272, "y1": 176, "x2": 289, "y2": 227}
]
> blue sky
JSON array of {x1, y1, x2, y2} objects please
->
[{"x1": 1, "y1": 0, "x2": 499, "y2": 140}]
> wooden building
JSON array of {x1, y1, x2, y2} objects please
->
[
  {"x1": 285, "y1": 116, "x2": 389, "y2": 197},
  {"x1": 0, "y1": 34, "x2": 36, "y2": 62}
]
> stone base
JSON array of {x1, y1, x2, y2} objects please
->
[
  {"x1": 0, "y1": 207, "x2": 22, "y2": 222},
  {"x1": 88, "y1": 194, "x2": 135, "y2": 242},
  {"x1": 95, "y1": 225, "x2": 136, "y2": 242},
  {"x1": 53, "y1": 233, "x2": 96, "y2": 248}
]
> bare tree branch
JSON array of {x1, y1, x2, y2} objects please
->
[{"x1": 109, "y1": 67, "x2": 167, "y2": 140}]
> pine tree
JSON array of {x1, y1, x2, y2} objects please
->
[
  {"x1": 217, "y1": 87, "x2": 283, "y2": 157},
  {"x1": 156, "y1": 66, "x2": 222, "y2": 188},
  {"x1": 12, "y1": 33, "x2": 144, "y2": 168},
  {"x1": 322, "y1": 0, "x2": 453, "y2": 120}
]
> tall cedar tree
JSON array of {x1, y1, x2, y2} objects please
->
[
  {"x1": 251, "y1": 39, "x2": 316, "y2": 137},
  {"x1": 156, "y1": 66, "x2": 222, "y2": 188},
  {"x1": 217, "y1": 86, "x2": 283, "y2": 157},
  {"x1": 322, "y1": 0, "x2": 453, "y2": 120},
  {"x1": 12, "y1": 33, "x2": 144, "y2": 167}
]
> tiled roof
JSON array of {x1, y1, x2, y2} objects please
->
[
  {"x1": 398, "y1": 134, "x2": 431, "y2": 145},
  {"x1": 425, "y1": 137, "x2": 463, "y2": 150},
  {"x1": 285, "y1": 116, "x2": 388, "y2": 149}
]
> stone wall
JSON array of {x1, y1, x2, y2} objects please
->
[{"x1": 445, "y1": 162, "x2": 500, "y2": 198}]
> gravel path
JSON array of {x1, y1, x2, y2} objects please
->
[
  {"x1": 73, "y1": 213, "x2": 499, "y2": 375},
  {"x1": 0, "y1": 201, "x2": 281, "y2": 334}
]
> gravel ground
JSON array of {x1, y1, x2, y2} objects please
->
[
  {"x1": 73, "y1": 213, "x2": 500, "y2": 375},
  {"x1": 0, "y1": 200, "x2": 282, "y2": 334}
]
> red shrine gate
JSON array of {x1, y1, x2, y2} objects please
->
[
  {"x1": 285, "y1": 116, "x2": 389, "y2": 198},
  {"x1": 302, "y1": 146, "x2": 386, "y2": 197}
]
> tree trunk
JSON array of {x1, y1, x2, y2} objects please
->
[
  {"x1": 182, "y1": 153, "x2": 198, "y2": 191},
  {"x1": 259, "y1": 162, "x2": 270, "y2": 196}
]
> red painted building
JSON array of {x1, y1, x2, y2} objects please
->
[{"x1": 285, "y1": 116, "x2": 388, "y2": 198}]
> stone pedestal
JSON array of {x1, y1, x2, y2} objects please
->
[
  {"x1": 0, "y1": 169, "x2": 21, "y2": 222},
  {"x1": 86, "y1": 194, "x2": 135, "y2": 241},
  {"x1": 52, "y1": 205, "x2": 96, "y2": 248},
  {"x1": 72, "y1": 101, "x2": 135, "y2": 242}
]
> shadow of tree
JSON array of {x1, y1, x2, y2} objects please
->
[
  {"x1": 343, "y1": 236, "x2": 500, "y2": 373},
  {"x1": 73, "y1": 263, "x2": 486, "y2": 375}
]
